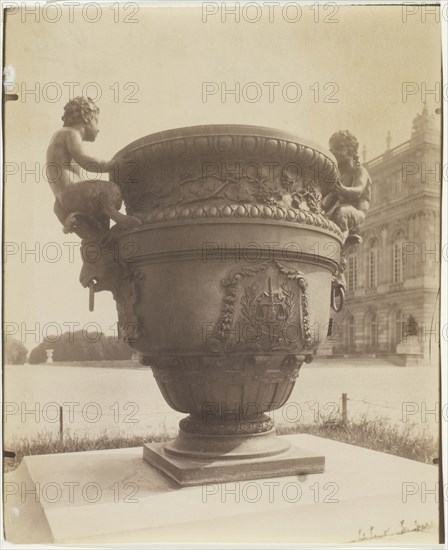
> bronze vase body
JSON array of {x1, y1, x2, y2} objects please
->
[{"x1": 112, "y1": 125, "x2": 342, "y2": 470}]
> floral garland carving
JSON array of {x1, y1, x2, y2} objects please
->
[{"x1": 274, "y1": 260, "x2": 313, "y2": 349}]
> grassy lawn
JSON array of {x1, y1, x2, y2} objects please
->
[
  {"x1": 277, "y1": 414, "x2": 438, "y2": 464},
  {"x1": 4, "y1": 415, "x2": 438, "y2": 473}
]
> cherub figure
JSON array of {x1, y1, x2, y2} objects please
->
[
  {"x1": 46, "y1": 96, "x2": 141, "y2": 237},
  {"x1": 322, "y1": 130, "x2": 371, "y2": 245}
]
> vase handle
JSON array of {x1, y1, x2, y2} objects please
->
[{"x1": 331, "y1": 281, "x2": 345, "y2": 313}]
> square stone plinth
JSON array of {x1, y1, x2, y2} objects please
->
[
  {"x1": 144, "y1": 441, "x2": 324, "y2": 486},
  {"x1": 3, "y1": 435, "x2": 440, "y2": 544}
]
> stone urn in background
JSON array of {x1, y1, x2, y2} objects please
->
[{"x1": 109, "y1": 125, "x2": 344, "y2": 485}]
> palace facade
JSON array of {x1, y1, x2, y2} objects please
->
[{"x1": 329, "y1": 105, "x2": 441, "y2": 365}]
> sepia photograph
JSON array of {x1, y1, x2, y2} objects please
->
[{"x1": 1, "y1": 0, "x2": 446, "y2": 546}]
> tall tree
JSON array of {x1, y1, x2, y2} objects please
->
[{"x1": 4, "y1": 338, "x2": 28, "y2": 364}]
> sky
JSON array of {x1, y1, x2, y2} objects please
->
[{"x1": 3, "y1": 3, "x2": 442, "y2": 349}]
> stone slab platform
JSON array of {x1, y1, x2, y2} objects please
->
[
  {"x1": 3, "y1": 434, "x2": 440, "y2": 544},
  {"x1": 144, "y1": 440, "x2": 324, "y2": 486}
]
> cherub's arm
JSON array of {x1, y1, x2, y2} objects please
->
[
  {"x1": 66, "y1": 129, "x2": 113, "y2": 173},
  {"x1": 336, "y1": 166, "x2": 368, "y2": 201}
]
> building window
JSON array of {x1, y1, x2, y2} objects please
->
[
  {"x1": 369, "y1": 313, "x2": 378, "y2": 351},
  {"x1": 397, "y1": 171, "x2": 403, "y2": 194},
  {"x1": 371, "y1": 178, "x2": 377, "y2": 204},
  {"x1": 385, "y1": 176, "x2": 392, "y2": 199},
  {"x1": 348, "y1": 315, "x2": 355, "y2": 351},
  {"x1": 393, "y1": 231, "x2": 405, "y2": 283},
  {"x1": 347, "y1": 254, "x2": 357, "y2": 292},
  {"x1": 368, "y1": 239, "x2": 379, "y2": 288},
  {"x1": 395, "y1": 310, "x2": 403, "y2": 344},
  {"x1": 394, "y1": 171, "x2": 403, "y2": 195}
]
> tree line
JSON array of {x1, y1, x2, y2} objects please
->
[{"x1": 4, "y1": 332, "x2": 133, "y2": 364}]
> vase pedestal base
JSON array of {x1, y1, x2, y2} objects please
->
[
  {"x1": 143, "y1": 439, "x2": 325, "y2": 487},
  {"x1": 4, "y1": 435, "x2": 438, "y2": 544}
]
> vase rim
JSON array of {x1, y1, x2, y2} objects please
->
[{"x1": 113, "y1": 123, "x2": 337, "y2": 164}]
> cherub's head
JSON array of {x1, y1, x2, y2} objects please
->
[
  {"x1": 62, "y1": 96, "x2": 100, "y2": 142},
  {"x1": 329, "y1": 130, "x2": 360, "y2": 166}
]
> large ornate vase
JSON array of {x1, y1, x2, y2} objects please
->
[{"x1": 111, "y1": 125, "x2": 343, "y2": 485}]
